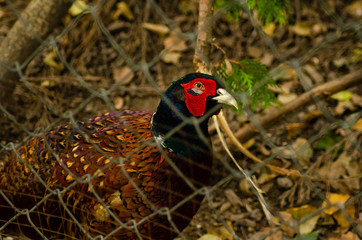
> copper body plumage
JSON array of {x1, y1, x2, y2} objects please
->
[{"x1": 0, "y1": 73, "x2": 237, "y2": 239}]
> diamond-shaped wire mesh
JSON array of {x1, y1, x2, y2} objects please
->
[{"x1": 0, "y1": 0, "x2": 361, "y2": 239}]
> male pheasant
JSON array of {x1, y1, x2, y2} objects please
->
[{"x1": 0, "y1": 73, "x2": 237, "y2": 239}]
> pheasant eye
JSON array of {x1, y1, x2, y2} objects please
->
[{"x1": 193, "y1": 82, "x2": 204, "y2": 89}]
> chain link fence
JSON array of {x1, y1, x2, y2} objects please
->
[{"x1": 0, "y1": 0, "x2": 361, "y2": 239}]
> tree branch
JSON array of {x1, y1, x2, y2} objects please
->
[
  {"x1": 236, "y1": 69, "x2": 362, "y2": 142},
  {"x1": 193, "y1": 0, "x2": 214, "y2": 74},
  {"x1": 0, "y1": 0, "x2": 72, "y2": 106}
]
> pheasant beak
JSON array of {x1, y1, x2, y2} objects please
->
[{"x1": 213, "y1": 88, "x2": 238, "y2": 109}]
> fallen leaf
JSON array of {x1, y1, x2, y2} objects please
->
[
  {"x1": 335, "y1": 100, "x2": 356, "y2": 115},
  {"x1": 264, "y1": 228, "x2": 283, "y2": 240},
  {"x1": 333, "y1": 204, "x2": 356, "y2": 228},
  {"x1": 279, "y1": 211, "x2": 296, "y2": 237},
  {"x1": 243, "y1": 138, "x2": 255, "y2": 149},
  {"x1": 351, "y1": 47, "x2": 362, "y2": 63},
  {"x1": 113, "y1": 66, "x2": 134, "y2": 84},
  {"x1": 161, "y1": 51, "x2": 182, "y2": 64},
  {"x1": 352, "y1": 118, "x2": 362, "y2": 131},
  {"x1": 247, "y1": 46, "x2": 262, "y2": 58},
  {"x1": 207, "y1": 221, "x2": 234, "y2": 240},
  {"x1": 43, "y1": 51, "x2": 64, "y2": 71},
  {"x1": 224, "y1": 59, "x2": 233, "y2": 76},
  {"x1": 278, "y1": 93, "x2": 298, "y2": 105},
  {"x1": 346, "y1": 1, "x2": 362, "y2": 18},
  {"x1": 263, "y1": 22, "x2": 276, "y2": 36},
  {"x1": 68, "y1": 0, "x2": 89, "y2": 16},
  {"x1": 291, "y1": 22, "x2": 313, "y2": 36},
  {"x1": 163, "y1": 35, "x2": 187, "y2": 52},
  {"x1": 239, "y1": 178, "x2": 252, "y2": 195},
  {"x1": 286, "y1": 205, "x2": 320, "y2": 234},
  {"x1": 258, "y1": 172, "x2": 277, "y2": 185},
  {"x1": 322, "y1": 193, "x2": 350, "y2": 215},
  {"x1": 302, "y1": 110, "x2": 323, "y2": 122},
  {"x1": 314, "y1": 132, "x2": 340, "y2": 151},
  {"x1": 198, "y1": 234, "x2": 222, "y2": 240},
  {"x1": 112, "y1": 1, "x2": 134, "y2": 20},
  {"x1": 340, "y1": 231, "x2": 360, "y2": 240},
  {"x1": 331, "y1": 90, "x2": 353, "y2": 101},
  {"x1": 276, "y1": 177, "x2": 293, "y2": 189},
  {"x1": 287, "y1": 205, "x2": 317, "y2": 220},
  {"x1": 142, "y1": 22, "x2": 169, "y2": 35},
  {"x1": 351, "y1": 94, "x2": 362, "y2": 107},
  {"x1": 292, "y1": 138, "x2": 313, "y2": 167},
  {"x1": 178, "y1": 0, "x2": 198, "y2": 14},
  {"x1": 224, "y1": 189, "x2": 243, "y2": 206},
  {"x1": 287, "y1": 123, "x2": 306, "y2": 137},
  {"x1": 293, "y1": 230, "x2": 320, "y2": 240},
  {"x1": 113, "y1": 97, "x2": 124, "y2": 110}
]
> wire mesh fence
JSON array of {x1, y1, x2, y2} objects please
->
[{"x1": 0, "y1": 0, "x2": 361, "y2": 239}]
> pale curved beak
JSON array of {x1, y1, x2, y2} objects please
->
[{"x1": 212, "y1": 88, "x2": 238, "y2": 109}]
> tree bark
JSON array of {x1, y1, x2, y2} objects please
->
[
  {"x1": 0, "y1": 0, "x2": 72, "y2": 106},
  {"x1": 193, "y1": 0, "x2": 214, "y2": 74}
]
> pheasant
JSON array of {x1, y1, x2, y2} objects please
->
[{"x1": 0, "y1": 73, "x2": 237, "y2": 240}]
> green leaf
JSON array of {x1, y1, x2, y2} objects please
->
[
  {"x1": 314, "y1": 132, "x2": 339, "y2": 150},
  {"x1": 331, "y1": 90, "x2": 353, "y2": 102},
  {"x1": 293, "y1": 230, "x2": 320, "y2": 240},
  {"x1": 313, "y1": 132, "x2": 344, "y2": 155},
  {"x1": 215, "y1": 59, "x2": 279, "y2": 113},
  {"x1": 214, "y1": 0, "x2": 289, "y2": 25}
]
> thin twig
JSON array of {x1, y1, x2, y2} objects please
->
[{"x1": 213, "y1": 115, "x2": 276, "y2": 225}]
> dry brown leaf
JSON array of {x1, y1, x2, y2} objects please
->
[
  {"x1": 206, "y1": 221, "x2": 234, "y2": 240},
  {"x1": 224, "y1": 59, "x2": 233, "y2": 76},
  {"x1": 43, "y1": 51, "x2": 64, "y2": 71},
  {"x1": 142, "y1": 22, "x2": 169, "y2": 35},
  {"x1": 258, "y1": 172, "x2": 277, "y2": 185},
  {"x1": 239, "y1": 178, "x2": 252, "y2": 195},
  {"x1": 163, "y1": 35, "x2": 187, "y2": 52},
  {"x1": 113, "y1": 66, "x2": 134, "y2": 84},
  {"x1": 263, "y1": 227, "x2": 283, "y2": 240},
  {"x1": 351, "y1": 94, "x2": 362, "y2": 107},
  {"x1": 340, "y1": 231, "x2": 360, "y2": 240},
  {"x1": 353, "y1": 118, "x2": 362, "y2": 131},
  {"x1": 346, "y1": 1, "x2": 362, "y2": 18},
  {"x1": 224, "y1": 189, "x2": 243, "y2": 206},
  {"x1": 302, "y1": 110, "x2": 323, "y2": 122},
  {"x1": 335, "y1": 100, "x2": 356, "y2": 115},
  {"x1": 247, "y1": 46, "x2": 262, "y2": 58},
  {"x1": 161, "y1": 52, "x2": 182, "y2": 64},
  {"x1": 112, "y1": 1, "x2": 134, "y2": 20},
  {"x1": 292, "y1": 138, "x2": 313, "y2": 166},
  {"x1": 278, "y1": 93, "x2": 298, "y2": 105},
  {"x1": 287, "y1": 123, "x2": 306, "y2": 137},
  {"x1": 278, "y1": 211, "x2": 296, "y2": 237},
  {"x1": 291, "y1": 22, "x2": 313, "y2": 36},
  {"x1": 197, "y1": 234, "x2": 222, "y2": 240},
  {"x1": 113, "y1": 97, "x2": 124, "y2": 110}
]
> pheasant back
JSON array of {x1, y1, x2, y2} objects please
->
[{"x1": 0, "y1": 110, "x2": 212, "y2": 239}]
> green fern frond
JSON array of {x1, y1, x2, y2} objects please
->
[{"x1": 216, "y1": 59, "x2": 279, "y2": 112}]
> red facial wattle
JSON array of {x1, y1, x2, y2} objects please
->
[{"x1": 181, "y1": 78, "x2": 217, "y2": 116}]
